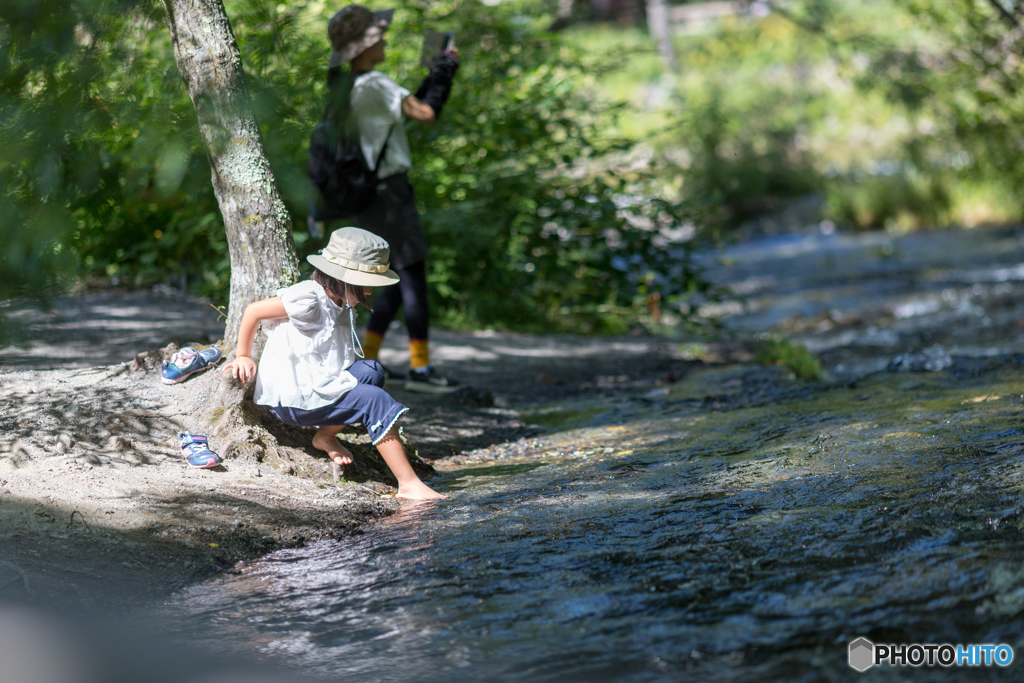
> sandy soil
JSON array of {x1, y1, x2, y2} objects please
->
[{"x1": 0, "y1": 289, "x2": 688, "y2": 613}]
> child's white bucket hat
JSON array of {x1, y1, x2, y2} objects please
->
[{"x1": 307, "y1": 227, "x2": 399, "y2": 287}]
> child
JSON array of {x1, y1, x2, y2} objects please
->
[{"x1": 223, "y1": 227, "x2": 445, "y2": 500}]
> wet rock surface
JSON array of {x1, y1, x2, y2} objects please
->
[
  {"x1": 155, "y1": 358, "x2": 1024, "y2": 681},
  {"x1": 700, "y1": 224, "x2": 1024, "y2": 379},
  {"x1": 147, "y1": 225, "x2": 1024, "y2": 681}
]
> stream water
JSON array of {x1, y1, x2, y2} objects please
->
[{"x1": 159, "y1": 226, "x2": 1024, "y2": 681}]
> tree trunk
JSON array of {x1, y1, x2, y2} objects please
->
[
  {"x1": 647, "y1": 0, "x2": 679, "y2": 72},
  {"x1": 549, "y1": 0, "x2": 577, "y2": 31},
  {"x1": 161, "y1": 0, "x2": 301, "y2": 347}
]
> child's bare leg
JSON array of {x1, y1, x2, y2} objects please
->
[
  {"x1": 312, "y1": 426, "x2": 353, "y2": 465},
  {"x1": 375, "y1": 426, "x2": 446, "y2": 500}
]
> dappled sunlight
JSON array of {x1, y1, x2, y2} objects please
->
[
  {"x1": 0, "y1": 290, "x2": 224, "y2": 368},
  {"x1": 0, "y1": 370, "x2": 187, "y2": 470},
  {"x1": 9, "y1": 0, "x2": 1024, "y2": 678},
  {"x1": 161, "y1": 350, "x2": 1024, "y2": 678}
]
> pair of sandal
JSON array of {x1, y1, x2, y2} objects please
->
[{"x1": 179, "y1": 433, "x2": 221, "y2": 469}]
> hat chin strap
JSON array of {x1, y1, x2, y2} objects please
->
[
  {"x1": 324, "y1": 254, "x2": 390, "y2": 273},
  {"x1": 342, "y1": 284, "x2": 365, "y2": 360}
]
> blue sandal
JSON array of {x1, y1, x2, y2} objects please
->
[
  {"x1": 162, "y1": 346, "x2": 223, "y2": 385},
  {"x1": 178, "y1": 433, "x2": 221, "y2": 469}
]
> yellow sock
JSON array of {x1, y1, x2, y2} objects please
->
[
  {"x1": 409, "y1": 339, "x2": 429, "y2": 369},
  {"x1": 362, "y1": 331, "x2": 384, "y2": 360}
]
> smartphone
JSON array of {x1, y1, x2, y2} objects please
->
[{"x1": 421, "y1": 30, "x2": 457, "y2": 69}]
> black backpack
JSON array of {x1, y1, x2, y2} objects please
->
[{"x1": 308, "y1": 110, "x2": 393, "y2": 221}]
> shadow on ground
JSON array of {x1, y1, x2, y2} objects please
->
[
  {"x1": 0, "y1": 482, "x2": 378, "y2": 612},
  {"x1": 0, "y1": 289, "x2": 224, "y2": 369}
]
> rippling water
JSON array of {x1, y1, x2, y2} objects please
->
[
  {"x1": 155, "y1": 227, "x2": 1024, "y2": 681},
  {"x1": 161, "y1": 354, "x2": 1024, "y2": 682}
]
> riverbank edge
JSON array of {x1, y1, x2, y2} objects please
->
[
  {"x1": 1, "y1": 323, "x2": 703, "y2": 614},
  {"x1": 0, "y1": 359, "x2": 421, "y2": 614}
]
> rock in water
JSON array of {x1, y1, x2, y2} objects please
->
[{"x1": 888, "y1": 345, "x2": 953, "y2": 372}]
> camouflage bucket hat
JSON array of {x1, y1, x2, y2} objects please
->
[{"x1": 328, "y1": 5, "x2": 395, "y2": 68}]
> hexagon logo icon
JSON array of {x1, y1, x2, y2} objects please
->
[{"x1": 849, "y1": 637, "x2": 875, "y2": 672}]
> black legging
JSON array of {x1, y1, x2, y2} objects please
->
[{"x1": 367, "y1": 261, "x2": 429, "y2": 340}]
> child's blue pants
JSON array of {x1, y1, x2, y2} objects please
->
[{"x1": 269, "y1": 360, "x2": 408, "y2": 445}]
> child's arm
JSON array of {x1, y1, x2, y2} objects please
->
[{"x1": 224, "y1": 297, "x2": 288, "y2": 382}]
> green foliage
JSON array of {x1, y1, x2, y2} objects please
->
[
  {"x1": 0, "y1": 0, "x2": 135, "y2": 342},
  {"x1": 665, "y1": 16, "x2": 826, "y2": 230},
  {"x1": 62, "y1": 4, "x2": 231, "y2": 296},
  {"x1": 230, "y1": 0, "x2": 711, "y2": 333},
  {"x1": 825, "y1": 168, "x2": 950, "y2": 231},
  {"x1": 755, "y1": 336, "x2": 823, "y2": 381},
  {"x1": 586, "y1": 1, "x2": 1021, "y2": 234},
  {"x1": 673, "y1": 81, "x2": 821, "y2": 230},
  {"x1": 395, "y1": 3, "x2": 707, "y2": 332},
  {"x1": 18, "y1": 0, "x2": 1023, "y2": 342},
  {"x1": 1, "y1": 0, "x2": 711, "y2": 336},
  {"x1": 680, "y1": 3, "x2": 960, "y2": 233},
  {"x1": 890, "y1": 0, "x2": 1024, "y2": 220},
  {"x1": 786, "y1": 0, "x2": 1024, "y2": 228},
  {"x1": 1, "y1": 0, "x2": 230, "y2": 316}
]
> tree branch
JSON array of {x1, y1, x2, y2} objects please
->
[{"x1": 984, "y1": 0, "x2": 1022, "y2": 30}]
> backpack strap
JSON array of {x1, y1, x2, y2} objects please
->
[{"x1": 374, "y1": 124, "x2": 395, "y2": 173}]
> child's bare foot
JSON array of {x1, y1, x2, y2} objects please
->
[
  {"x1": 396, "y1": 479, "x2": 447, "y2": 500},
  {"x1": 312, "y1": 429, "x2": 353, "y2": 465}
]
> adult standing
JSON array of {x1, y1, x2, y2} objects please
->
[{"x1": 326, "y1": 4, "x2": 461, "y2": 393}]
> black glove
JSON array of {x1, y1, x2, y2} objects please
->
[
  {"x1": 436, "y1": 50, "x2": 461, "y2": 71},
  {"x1": 415, "y1": 51, "x2": 460, "y2": 118},
  {"x1": 414, "y1": 74, "x2": 433, "y2": 100}
]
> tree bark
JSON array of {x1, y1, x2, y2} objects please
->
[
  {"x1": 161, "y1": 0, "x2": 301, "y2": 346},
  {"x1": 647, "y1": 0, "x2": 679, "y2": 72},
  {"x1": 549, "y1": 0, "x2": 577, "y2": 31}
]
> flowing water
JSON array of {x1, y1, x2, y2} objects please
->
[{"x1": 159, "y1": 226, "x2": 1024, "y2": 681}]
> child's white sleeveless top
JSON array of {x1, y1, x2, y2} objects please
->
[{"x1": 253, "y1": 280, "x2": 360, "y2": 410}]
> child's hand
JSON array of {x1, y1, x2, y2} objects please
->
[{"x1": 225, "y1": 355, "x2": 257, "y2": 383}]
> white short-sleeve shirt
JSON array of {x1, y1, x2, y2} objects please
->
[
  {"x1": 253, "y1": 280, "x2": 359, "y2": 410},
  {"x1": 350, "y1": 71, "x2": 412, "y2": 179}
]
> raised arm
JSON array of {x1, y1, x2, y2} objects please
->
[
  {"x1": 225, "y1": 297, "x2": 288, "y2": 382},
  {"x1": 408, "y1": 51, "x2": 460, "y2": 124}
]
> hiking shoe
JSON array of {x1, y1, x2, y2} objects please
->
[
  {"x1": 404, "y1": 366, "x2": 460, "y2": 393},
  {"x1": 178, "y1": 433, "x2": 221, "y2": 469},
  {"x1": 380, "y1": 363, "x2": 406, "y2": 383},
  {"x1": 162, "y1": 346, "x2": 222, "y2": 384}
]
